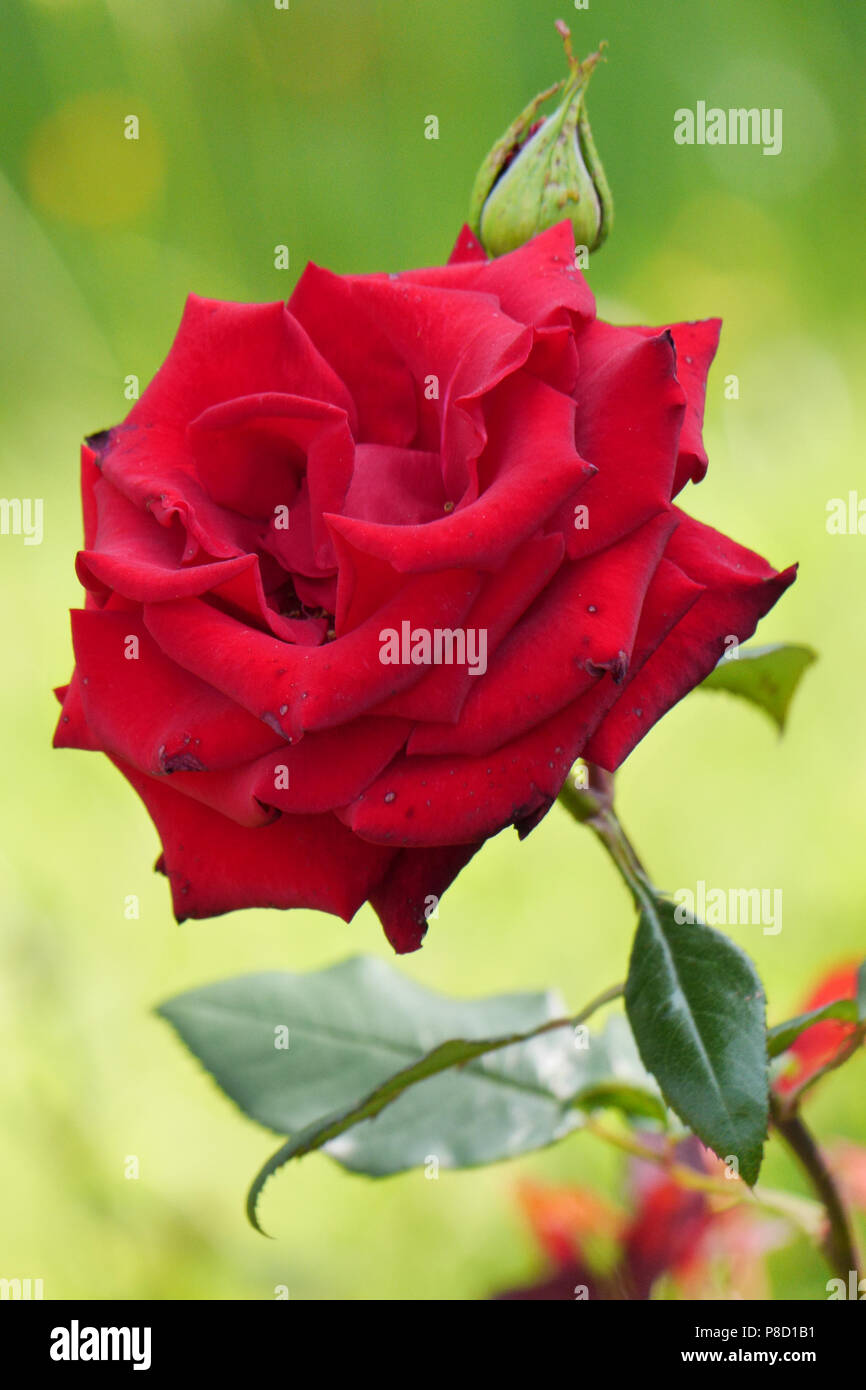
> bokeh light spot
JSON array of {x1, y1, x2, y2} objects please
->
[{"x1": 26, "y1": 92, "x2": 163, "y2": 228}]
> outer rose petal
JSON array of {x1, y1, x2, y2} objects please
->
[
  {"x1": 584, "y1": 512, "x2": 797, "y2": 769},
  {"x1": 77, "y1": 479, "x2": 321, "y2": 645},
  {"x1": 113, "y1": 757, "x2": 395, "y2": 923},
  {"x1": 53, "y1": 671, "x2": 100, "y2": 751},
  {"x1": 632, "y1": 319, "x2": 722, "y2": 493},
  {"x1": 127, "y1": 295, "x2": 355, "y2": 432},
  {"x1": 69, "y1": 608, "x2": 285, "y2": 773},
  {"x1": 338, "y1": 675, "x2": 623, "y2": 848},
  {"x1": 408, "y1": 222, "x2": 595, "y2": 333},
  {"x1": 92, "y1": 298, "x2": 356, "y2": 567},
  {"x1": 369, "y1": 842, "x2": 484, "y2": 954},
  {"x1": 160, "y1": 722, "x2": 409, "y2": 824},
  {"x1": 552, "y1": 323, "x2": 687, "y2": 559},
  {"x1": 447, "y1": 224, "x2": 487, "y2": 265},
  {"x1": 81, "y1": 442, "x2": 101, "y2": 551}
]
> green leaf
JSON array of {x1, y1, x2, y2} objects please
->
[
  {"x1": 624, "y1": 890, "x2": 768, "y2": 1185},
  {"x1": 157, "y1": 959, "x2": 664, "y2": 1233},
  {"x1": 245, "y1": 1012, "x2": 663, "y2": 1232},
  {"x1": 767, "y1": 999, "x2": 859, "y2": 1058},
  {"x1": 857, "y1": 961, "x2": 866, "y2": 1022},
  {"x1": 698, "y1": 642, "x2": 816, "y2": 732},
  {"x1": 158, "y1": 957, "x2": 566, "y2": 1135},
  {"x1": 321, "y1": 1012, "x2": 665, "y2": 1173}
]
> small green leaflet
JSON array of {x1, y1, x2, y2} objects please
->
[
  {"x1": 699, "y1": 643, "x2": 816, "y2": 732},
  {"x1": 767, "y1": 999, "x2": 858, "y2": 1058},
  {"x1": 624, "y1": 889, "x2": 768, "y2": 1186},
  {"x1": 767, "y1": 958, "x2": 866, "y2": 1059},
  {"x1": 157, "y1": 958, "x2": 663, "y2": 1234}
]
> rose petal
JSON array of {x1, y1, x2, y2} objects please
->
[
  {"x1": 112, "y1": 757, "x2": 395, "y2": 923},
  {"x1": 70, "y1": 608, "x2": 286, "y2": 772},
  {"x1": 369, "y1": 842, "x2": 484, "y2": 953},
  {"x1": 553, "y1": 324, "x2": 686, "y2": 559},
  {"x1": 53, "y1": 669, "x2": 100, "y2": 750},
  {"x1": 338, "y1": 676, "x2": 622, "y2": 848},
  {"x1": 417, "y1": 221, "x2": 595, "y2": 332},
  {"x1": 160, "y1": 717, "x2": 410, "y2": 824},
  {"x1": 447, "y1": 224, "x2": 487, "y2": 265},
  {"x1": 290, "y1": 264, "x2": 416, "y2": 445},
  {"x1": 342, "y1": 445, "x2": 446, "y2": 527},
  {"x1": 631, "y1": 319, "x2": 721, "y2": 493},
  {"x1": 407, "y1": 511, "x2": 677, "y2": 757},
  {"x1": 375, "y1": 532, "x2": 565, "y2": 725},
  {"x1": 129, "y1": 295, "x2": 355, "y2": 432},
  {"x1": 143, "y1": 566, "x2": 481, "y2": 738},
  {"x1": 326, "y1": 371, "x2": 593, "y2": 576},
  {"x1": 584, "y1": 513, "x2": 797, "y2": 768}
]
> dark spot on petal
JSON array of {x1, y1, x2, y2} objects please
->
[
  {"x1": 611, "y1": 650, "x2": 629, "y2": 684},
  {"x1": 159, "y1": 746, "x2": 206, "y2": 773},
  {"x1": 84, "y1": 428, "x2": 112, "y2": 454},
  {"x1": 261, "y1": 712, "x2": 291, "y2": 738}
]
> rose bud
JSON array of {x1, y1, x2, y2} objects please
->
[{"x1": 469, "y1": 23, "x2": 613, "y2": 259}]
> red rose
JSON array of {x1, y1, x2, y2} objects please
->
[{"x1": 54, "y1": 222, "x2": 795, "y2": 952}]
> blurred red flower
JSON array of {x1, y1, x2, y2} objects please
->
[
  {"x1": 495, "y1": 1139, "x2": 788, "y2": 1300},
  {"x1": 774, "y1": 963, "x2": 861, "y2": 1097}
]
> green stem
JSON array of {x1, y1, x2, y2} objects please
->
[
  {"x1": 770, "y1": 1097, "x2": 861, "y2": 1281},
  {"x1": 559, "y1": 763, "x2": 651, "y2": 903},
  {"x1": 559, "y1": 759, "x2": 862, "y2": 1284}
]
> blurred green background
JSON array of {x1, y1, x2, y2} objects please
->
[{"x1": 1, "y1": 0, "x2": 864, "y2": 1301}]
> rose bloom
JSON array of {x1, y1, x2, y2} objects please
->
[{"x1": 55, "y1": 223, "x2": 795, "y2": 952}]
